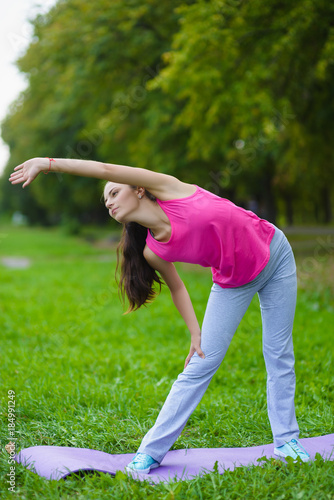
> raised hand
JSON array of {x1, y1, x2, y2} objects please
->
[{"x1": 9, "y1": 158, "x2": 49, "y2": 188}]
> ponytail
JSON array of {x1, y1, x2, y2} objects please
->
[{"x1": 115, "y1": 190, "x2": 163, "y2": 312}]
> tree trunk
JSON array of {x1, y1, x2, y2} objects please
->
[
  {"x1": 262, "y1": 170, "x2": 277, "y2": 224},
  {"x1": 322, "y1": 186, "x2": 332, "y2": 223},
  {"x1": 284, "y1": 193, "x2": 294, "y2": 226}
]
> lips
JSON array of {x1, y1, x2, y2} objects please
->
[{"x1": 111, "y1": 208, "x2": 118, "y2": 216}]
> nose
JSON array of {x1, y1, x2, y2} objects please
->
[{"x1": 105, "y1": 197, "x2": 113, "y2": 209}]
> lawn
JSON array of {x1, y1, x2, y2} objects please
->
[{"x1": 0, "y1": 224, "x2": 333, "y2": 499}]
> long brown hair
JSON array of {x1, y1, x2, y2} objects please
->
[{"x1": 115, "y1": 188, "x2": 163, "y2": 313}]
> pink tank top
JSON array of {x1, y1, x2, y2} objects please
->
[{"x1": 146, "y1": 185, "x2": 275, "y2": 288}]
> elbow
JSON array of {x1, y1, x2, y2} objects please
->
[
  {"x1": 169, "y1": 280, "x2": 187, "y2": 295},
  {"x1": 102, "y1": 162, "x2": 114, "y2": 181}
]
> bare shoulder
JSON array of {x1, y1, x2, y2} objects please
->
[
  {"x1": 151, "y1": 179, "x2": 197, "y2": 201},
  {"x1": 104, "y1": 163, "x2": 196, "y2": 200}
]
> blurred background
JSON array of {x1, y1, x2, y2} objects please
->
[
  {"x1": 1, "y1": 5, "x2": 333, "y2": 496},
  {"x1": 0, "y1": 0, "x2": 333, "y2": 231}
]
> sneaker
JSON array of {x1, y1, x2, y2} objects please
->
[
  {"x1": 126, "y1": 452, "x2": 160, "y2": 474},
  {"x1": 274, "y1": 439, "x2": 310, "y2": 462}
]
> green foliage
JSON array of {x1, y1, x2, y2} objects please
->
[
  {"x1": 0, "y1": 225, "x2": 333, "y2": 499},
  {"x1": 148, "y1": 0, "x2": 334, "y2": 220},
  {"x1": 0, "y1": 0, "x2": 193, "y2": 223},
  {"x1": 1, "y1": 0, "x2": 334, "y2": 225}
]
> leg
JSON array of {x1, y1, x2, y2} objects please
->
[
  {"x1": 258, "y1": 237, "x2": 300, "y2": 447},
  {"x1": 138, "y1": 283, "x2": 255, "y2": 463}
]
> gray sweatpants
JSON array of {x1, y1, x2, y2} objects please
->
[{"x1": 138, "y1": 227, "x2": 299, "y2": 463}]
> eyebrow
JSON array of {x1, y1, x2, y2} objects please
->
[{"x1": 104, "y1": 187, "x2": 116, "y2": 203}]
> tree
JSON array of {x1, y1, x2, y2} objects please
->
[
  {"x1": 140, "y1": 0, "x2": 334, "y2": 223},
  {"x1": 1, "y1": 0, "x2": 333, "y2": 225},
  {"x1": 1, "y1": 0, "x2": 196, "y2": 224}
]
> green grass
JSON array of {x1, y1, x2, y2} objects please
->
[{"x1": 0, "y1": 224, "x2": 333, "y2": 499}]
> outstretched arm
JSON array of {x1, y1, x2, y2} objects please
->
[
  {"x1": 143, "y1": 245, "x2": 205, "y2": 369},
  {"x1": 8, "y1": 157, "x2": 186, "y2": 199}
]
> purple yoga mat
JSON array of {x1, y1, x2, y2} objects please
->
[{"x1": 15, "y1": 434, "x2": 334, "y2": 483}]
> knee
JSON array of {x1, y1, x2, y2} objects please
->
[{"x1": 182, "y1": 352, "x2": 222, "y2": 380}]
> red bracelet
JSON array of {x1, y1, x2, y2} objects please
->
[{"x1": 44, "y1": 157, "x2": 55, "y2": 174}]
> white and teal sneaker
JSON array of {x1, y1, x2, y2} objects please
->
[
  {"x1": 126, "y1": 452, "x2": 160, "y2": 474},
  {"x1": 274, "y1": 439, "x2": 310, "y2": 462}
]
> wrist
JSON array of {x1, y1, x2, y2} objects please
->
[
  {"x1": 43, "y1": 157, "x2": 55, "y2": 174},
  {"x1": 190, "y1": 329, "x2": 201, "y2": 338}
]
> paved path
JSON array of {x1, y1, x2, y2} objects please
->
[{"x1": 1, "y1": 257, "x2": 31, "y2": 269}]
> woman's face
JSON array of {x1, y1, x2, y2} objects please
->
[{"x1": 104, "y1": 182, "x2": 140, "y2": 223}]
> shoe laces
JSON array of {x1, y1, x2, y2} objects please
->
[
  {"x1": 289, "y1": 439, "x2": 308, "y2": 457},
  {"x1": 133, "y1": 453, "x2": 149, "y2": 465}
]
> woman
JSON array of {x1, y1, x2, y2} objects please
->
[{"x1": 9, "y1": 157, "x2": 310, "y2": 472}]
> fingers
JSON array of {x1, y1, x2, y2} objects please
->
[
  {"x1": 184, "y1": 355, "x2": 191, "y2": 369},
  {"x1": 9, "y1": 160, "x2": 40, "y2": 188},
  {"x1": 9, "y1": 173, "x2": 22, "y2": 182},
  {"x1": 196, "y1": 348, "x2": 205, "y2": 360},
  {"x1": 9, "y1": 166, "x2": 27, "y2": 186},
  {"x1": 9, "y1": 177, "x2": 23, "y2": 185},
  {"x1": 9, "y1": 173, "x2": 25, "y2": 185},
  {"x1": 184, "y1": 346, "x2": 206, "y2": 369},
  {"x1": 9, "y1": 169, "x2": 23, "y2": 179},
  {"x1": 184, "y1": 348, "x2": 194, "y2": 369}
]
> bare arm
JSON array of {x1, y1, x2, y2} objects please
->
[
  {"x1": 8, "y1": 157, "x2": 191, "y2": 200},
  {"x1": 144, "y1": 245, "x2": 205, "y2": 368}
]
